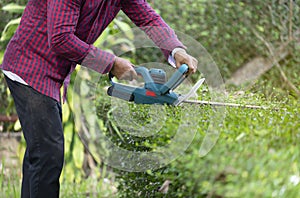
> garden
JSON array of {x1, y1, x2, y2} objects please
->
[{"x1": 0, "y1": 0, "x2": 299, "y2": 197}]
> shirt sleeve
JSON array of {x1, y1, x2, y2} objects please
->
[
  {"x1": 121, "y1": 0, "x2": 186, "y2": 59},
  {"x1": 47, "y1": 0, "x2": 115, "y2": 74}
]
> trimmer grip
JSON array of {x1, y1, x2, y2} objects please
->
[
  {"x1": 109, "y1": 72, "x2": 115, "y2": 85},
  {"x1": 107, "y1": 85, "x2": 114, "y2": 96},
  {"x1": 160, "y1": 64, "x2": 189, "y2": 94},
  {"x1": 135, "y1": 67, "x2": 159, "y2": 92},
  {"x1": 107, "y1": 84, "x2": 135, "y2": 101}
]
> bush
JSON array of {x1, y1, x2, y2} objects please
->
[
  {"x1": 115, "y1": 95, "x2": 300, "y2": 197},
  {"x1": 150, "y1": 0, "x2": 300, "y2": 78}
]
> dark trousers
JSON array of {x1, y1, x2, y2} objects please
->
[{"x1": 5, "y1": 76, "x2": 64, "y2": 198}]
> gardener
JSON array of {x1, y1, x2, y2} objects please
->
[{"x1": 1, "y1": 0, "x2": 197, "y2": 197}]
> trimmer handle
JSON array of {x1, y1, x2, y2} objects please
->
[
  {"x1": 109, "y1": 66, "x2": 160, "y2": 92},
  {"x1": 109, "y1": 64, "x2": 188, "y2": 95},
  {"x1": 108, "y1": 72, "x2": 115, "y2": 85},
  {"x1": 160, "y1": 64, "x2": 189, "y2": 94},
  {"x1": 109, "y1": 66, "x2": 149, "y2": 85}
]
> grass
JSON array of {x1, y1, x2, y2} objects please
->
[
  {"x1": 115, "y1": 92, "x2": 300, "y2": 197},
  {"x1": 0, "y1": 160, "x2": 117, "y2": 198},
  {"x1": 0, "y1": 159, "x2": 21, "y2": 198},
  {"x1": 1, "y1": 91, "x2": 299, "y2": 197},
  {"x1": 60, "y1": 177, "x2": 118, "y2": 198}
]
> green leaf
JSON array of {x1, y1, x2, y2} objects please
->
[
  {"x1": 88, "y1": 143, "x2": 102, "y2": 164},
  {"x1": 13, "y1": 119, "x2": 21, "y2": 131},
  {"x1": 72, "y1": 134, "x2": 84, "y2": 169},
  {"x1": 256, "y1": 25, "x2": 264, "y2": 32},
  {"x1": 64, "y1": 122, "x2": 73, "y2": 157},
  {"x1": 235, "y1": 132, "x2": 246, "y2": 141},
  {"x1": 254, "y1": 129, "x2": 269, "y2": 136},
  {"x1": 80, "y1": 81, "x2": 90, "y2": 97},
  {"x1": 114, "y1": 19, "x2": 134, "y2": 40},
  {"x1": 63, "y1": 162, "x2": 75, "y2": 183},
  {"x1": 17, "y1": 135, "x2": 26, "y2": 164},
  {"x1": 94, "y1": 27, "x2": 110, "y2": 47},
  {"x1": 0, "y1": 17, "x2": 21, "y2": 41},
  {"x1": 2, "y1": 3, "x2": 25, "y2": 14},
  {"x1": 200, "y1": 31, "x2": 209, "y2": 36},
  {"x1": 70, "y1": 91, "x2": 82, "y2": 132},
  {"x1": 62, "y1": 102, "x2": 70, "y2": 123},
  {"x1": 0, "y1": 51, "x2": 4, "y2": 64}
]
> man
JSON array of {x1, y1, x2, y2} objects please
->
[{"x1": 1, "y1": 0, "x2": 197, "y2": 197}]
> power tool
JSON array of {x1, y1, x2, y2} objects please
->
[{"x1": 107, "y1": 64, "x2": 205, "y2": 106}]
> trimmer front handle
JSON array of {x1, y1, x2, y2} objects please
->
[{"x1": 159, "y1": 64, "x2": 189, "y2": 94}]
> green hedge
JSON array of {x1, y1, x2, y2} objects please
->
[{"x1": 115, "y1": 96, "x2": 300, "y2": 197}]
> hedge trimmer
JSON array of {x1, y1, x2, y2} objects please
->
[{"x1": 107, "y1": 64, "x2": 266, "y2": 109}]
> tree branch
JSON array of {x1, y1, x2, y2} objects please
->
[
  {"x1": 252, "y1": 29, "x2": 300, "y2": 97},
  {"x1": 289, "y1": 0, "x2": 294, "y2": 41},
  {"x1": 0, "y1": 114, "x2": 18, "y2": 122}
]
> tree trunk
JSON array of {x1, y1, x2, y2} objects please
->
[{"x1": 226, "y1": 44, "x2": 290, "y2": 86}]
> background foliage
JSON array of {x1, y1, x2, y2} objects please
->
[
  {"x1": 151, "y1": 0, "x2": 300, "y2": 76},
  {"x1": 0, "y1": 0, "x2": 299, "y2": 197}
]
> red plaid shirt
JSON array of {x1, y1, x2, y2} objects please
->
[{"x1": 1, "y1": 0, "x2": 184, "y2": 102}]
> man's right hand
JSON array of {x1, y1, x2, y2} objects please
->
[{"x1": 110, "y1": 57, "x2": 137, "y2": 80}]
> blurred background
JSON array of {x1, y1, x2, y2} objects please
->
[{"x1": 0, "y1": 0, "x2": 299, "y2": 197}]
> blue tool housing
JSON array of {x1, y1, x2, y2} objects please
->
[{"x1": 107, "y1": 64, "x2": 189, "y2": 105}]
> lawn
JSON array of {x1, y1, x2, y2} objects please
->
[{"x1": 1, "y1": 91, "x2": 299, "y2": 197}]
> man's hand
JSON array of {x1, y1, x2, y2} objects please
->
[
  {"x1": 173, "y1": 49, "x2": 198, "y2": 75},
  {"x1": 110, "y1": 57, "x2": 137, "y2": 80}
]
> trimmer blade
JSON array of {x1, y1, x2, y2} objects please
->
[{"x1": 174, "y1": 78, "x2": 205, "y2": 106}]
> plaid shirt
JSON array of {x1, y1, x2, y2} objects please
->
[{"x1": 1, "y1": 0, "x2": 184, "y2": 102}]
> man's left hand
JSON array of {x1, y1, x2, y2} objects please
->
[{"x1": 174, "y1": 49, "x2": 198, "y2": 75}]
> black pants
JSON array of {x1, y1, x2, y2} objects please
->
[{"x1": 5, "y1": 76, "x2": 64, "y2": 198}]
